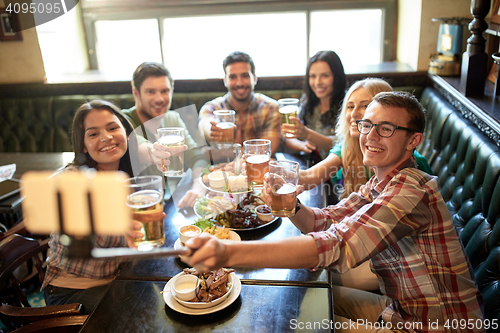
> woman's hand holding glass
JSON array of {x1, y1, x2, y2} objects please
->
[
  {"x1": 281, "y1": 117, "x2": 309, "y2": 140},
  {"x1": 125, "y1": 212, "x2": 166, "y2": 249}
]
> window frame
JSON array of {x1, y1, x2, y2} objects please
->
[{"x1": 81, "y1": 0, "x2": 396, "y2": 75}]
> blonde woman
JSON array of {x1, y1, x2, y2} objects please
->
[{"x1": 297, "y1": 78, "x2": 432, "y2": 198}]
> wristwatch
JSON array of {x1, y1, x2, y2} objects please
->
[{"x1": 295, "y1": 198, "x2": 302, "y2": 214}]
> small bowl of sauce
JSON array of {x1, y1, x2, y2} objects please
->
[
  {"x1": 255, "y1": 205, "x2": 273, "y2": 222},
  {"x1": 171, "y1": 274, "x2": 199, "y2": 301},
  {"x1": 179, "y1": 225, "x2": 202, "y2": 245}
]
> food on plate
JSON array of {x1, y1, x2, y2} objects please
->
[
  {"x1": 193, "y1": 192, "x2": 269, "y2": 229},
  {"x1": 195, "y1": 196, "x2": 236, "y2": 218},
  {"x1": 201, "y1": 162, "x2": 248, "y2": 192},
  {"x1": 183, "y1": 268, "x2": 235, "y2": 303},
  {"x1": 192, "y1": 218, "x2": 216, "y2": 231},
  {"x1": 202, "y1": 225, "x2": 230, "y2": 240},
  {"x1": 256, "y1": 205, "x2": 271, "y2": 214},
  {"x1": 240, "y1": 193, "x2": 265, "y2": 210}
]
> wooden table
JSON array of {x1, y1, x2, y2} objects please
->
[
  {"x1": 80, "y1": 280, "x2": 333, "y2": 333},
  {"x1": 0, "y1": 152, "x2": 336, "y2": 332},
  {"x1": 90, "y1": 152, "x2": 334, "y2": 332},
  {"x1": 117, "y1": 152, "x2": 329, "y2": 286}
]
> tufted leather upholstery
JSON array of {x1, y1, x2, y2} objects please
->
[
  {"x1": 0, "y1": 89, "x2": 302, "y2": 153},
  {"x1": 418, "y1": 87, "x2": 500, "y2": 322}
]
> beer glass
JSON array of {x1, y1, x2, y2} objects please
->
[
  {"x1": 243, "y1": 139, "x2": 271, "y2": 191},
  {"x1": 125, "y1": 176, "x2": 164, "y2": 251},
  {"x1": 269, "y1": 160, "x2": 299, "y2": 217},
  {"x1": 213, "y1": 110, "x2": 236, "y2": 149},
  {"x1": 157, "y1": 127, "x2": 185, "y2": 176},
  {"x1": 278, "y1": 98, "x2": 299, "y2": 138}
]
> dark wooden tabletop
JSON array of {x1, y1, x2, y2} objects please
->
[{"x1": 80, "y1": 280, "x2": 333, "y2": 333}]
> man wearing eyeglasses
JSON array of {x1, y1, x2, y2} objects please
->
[{"x1": 182, "y1": 91, "x2": 484, "y2": 332}]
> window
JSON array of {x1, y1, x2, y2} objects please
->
[
  {"x1": 162, "y1": 13, "x2": 307, "y2": 79},
  {"x1": 309, "y1": 9, "x2": 383, "y2": 72},
  {"x1": 36, "y1": 6, "x2": 88, "y2": 82},
  {"x1": 39, "y1": 1, "x2": 395, "y2": 80},
  {"x1": 95, "y1": 19, "x2": 162, "y2": 79}
]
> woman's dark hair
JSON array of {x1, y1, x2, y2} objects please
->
[
  {"x1": 71, "y1": 100, "x2": 134, "y2": 176},
  {"x1": 299, "y1": 50, "x2": 346, "y2": 124}
]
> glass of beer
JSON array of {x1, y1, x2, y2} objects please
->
[
  {"x1": 269, "y1": 160, "x2": 299, "y2": 217},
  {"x1": 157, "y1": 127, "x2": 185, "y2": 176},
  {"x1": 243, "y1": 139, "x2": 271, "y2": 191},
  {"x1": 213, "y1": 110, "x2": 236, "y2": 149},
  {"x1": 278, "y1": 98, "x2": 299, "y2": 138},
  {"x1": 125, "y1": 176, "x2": 164, "y2": 251}
]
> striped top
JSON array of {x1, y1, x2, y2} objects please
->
[
  {"x1": 42, "y1": 234, "x2": 127, "y2": 289},
  {"x1": 308, "y1": 157, "x2": 484, "y2": 332}
]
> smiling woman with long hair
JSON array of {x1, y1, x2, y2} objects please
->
[
  {"x1": 283, "y1": 50, "x2": 346, "y2": 158},
  {"x1": 70, "y1": 100, "x2": 134, "y2": 176},
  {"x1": 42, "y1": 100, "x2": 142, "y2": 314},
  {"x1": 298, "y1": 78, "x2": 432, "y2": 200}
]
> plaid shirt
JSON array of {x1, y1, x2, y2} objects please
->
[
  {"x1": 308, "y1": 157, "x2": 484, "y2": 332},
  {"x1": 42, "y1": 234, "x2": 128, "y2": 290},
  {"x1": 199, "y1": 92, "x2": 281, "y2": 144}
]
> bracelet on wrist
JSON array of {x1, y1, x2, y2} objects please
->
[{"x1": 295, "y1": 198, "x2": 302, "y2": 214}]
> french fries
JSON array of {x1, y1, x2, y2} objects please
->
[{"x1": 203, "y1": 225, "x2": 231, "y2": 240}]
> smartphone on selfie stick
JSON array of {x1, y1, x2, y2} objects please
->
[{"x1": 20, "y1": 170, "x2": 188, "y2": 260}]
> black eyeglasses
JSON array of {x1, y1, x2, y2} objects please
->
[{"x1": 356, "y1": 120, "x2": 417, "y2": 138}]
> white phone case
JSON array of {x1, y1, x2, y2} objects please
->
[{"x1": 21, "y1": 171, "x2": 131, "y2": 236}]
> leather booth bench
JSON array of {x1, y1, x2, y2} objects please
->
[
  {"x1": 0, "y1": 89, "x2": 302, "y2": 153},
  {"x1": 418, "y1": 87, "x2": 500, "y2": 323}
]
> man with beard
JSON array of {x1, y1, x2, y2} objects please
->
[
  {"x1": 198, "y1": 51, "x2": 281, "y2": 155},
  {"x1": 123, "y1": 62, "x2": 208, "y2": 208}
]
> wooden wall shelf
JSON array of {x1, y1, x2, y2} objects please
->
[{"x1": 430, "y1": 74, "x2": 500, "y2": 146}]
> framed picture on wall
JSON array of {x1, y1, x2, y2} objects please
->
[
  {"x1": 492, "y1": 0, "x2": 500, "y2": 24},
  {"x1": 0, "y1": 8, "x2": 22, "y2": 42}
]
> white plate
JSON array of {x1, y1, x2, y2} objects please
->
[
  {"x1": 163, "y1": 272, "x2": 242, "y2": 315},
  {"x1": 171, "y1": 272, "x2": 235, "y2": 309},
  {"x1": 174, "y1": 231, "x2": 241, "y2": 250}
]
